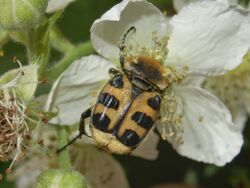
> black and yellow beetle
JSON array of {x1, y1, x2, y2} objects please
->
[{"x1": 58, "y1": 27, "x2": 171, "y2": 154}]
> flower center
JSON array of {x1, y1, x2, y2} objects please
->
[
  {"x1": 121, "y1": 31, "x2": 169, "y2": 65},
  {"x1": 121, "y1": 31, "x2": 188, "y2": 90}
]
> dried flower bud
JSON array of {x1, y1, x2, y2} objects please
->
[
  {"x1": 0, "y1": 88, "x2": 29, "y2": 168},
  {"x1": 0, "y1": 60, "x2": 41, "y2": 171},
  {"x1": 0, "y1": 0, "x2": 48, "y2": 30}
]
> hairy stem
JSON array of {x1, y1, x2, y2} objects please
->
[
  {"x1": 50, "y1": 27, "x2": 74, "y2": 53},
  {"x1": 26, "y1": 28, "x2": 37, "y2": 63},
  {"x1": 58, "y1": 127, "x2": 71, "y2": 170}
]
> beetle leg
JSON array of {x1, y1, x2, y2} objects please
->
[
  {"x1": 79, "y1": 107, "x2": 93, "y2": 138},
  {"x1": 57, "y1": 107, "x2": 93, "y2": 153}
]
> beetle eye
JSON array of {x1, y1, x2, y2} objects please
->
[{"x1": 120, "y1": 129, "x2": 140, "y2": 147}]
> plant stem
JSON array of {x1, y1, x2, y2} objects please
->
[
  {"x1": 50, "y1": 27, "x2": 74, "y2": 53},
  {"x1": 46, "y1": 41, "x2": 94, "y2": 81},
  {"x1": 26, "y1": 28, "x2": 37, "y2": 63},
  {"x1": 58, "y1": 127, "x2": 71, "y2": 170}
]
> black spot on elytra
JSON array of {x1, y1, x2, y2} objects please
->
[
  {"x1": 131, "y1": 112, "x2": 154, "y2": 129},
  {"x1": 147, "y1": 95, "x2": 161, "y2": 110},
  {"x1": 98, "y1": 93, "x2": 119, "y2": 109},
  {"x1": 109, "y1": 75, "x2": 123, "y2": 88},
  {"x1": 120, "y1": 129, "x2": 140, "y2": 147},
  {"x1": 92, "y1": 113, "x2": 110, "y2": 131}
]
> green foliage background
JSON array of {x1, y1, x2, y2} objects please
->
[{"x1": 0, "y1": 0, "x2": 249, "y2": 188}]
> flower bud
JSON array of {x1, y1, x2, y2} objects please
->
[
  {"x1": 0, "y1": 0, "x2": 48, "y2": 30},
  {"x1": 36, "y1": 169, "x2": 88, "y2": 188}
]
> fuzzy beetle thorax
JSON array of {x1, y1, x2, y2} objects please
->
[{"x1": 123, "y1": 55, "x2": 170, "y2": 91}]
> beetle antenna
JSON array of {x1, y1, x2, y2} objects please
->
[
  {"x1": 120, "y1": 26, "x2": 136, "y2": 50},
  {"x1": 120, "y1": 26, "x2": 136, "y2": 69}
]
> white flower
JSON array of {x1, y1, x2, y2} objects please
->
[
  {"x1": 47, "y1": 0, "x2": 250, "y2": 166},
  {"x1": 173, "y1": 0, "x2": 200, "y2": 12},
  {"x1": 46, "y1": 0, "x2": 76, "y2": 13},
  {"x1": 90, "y1": 0, "x2": 249, "y2": 166}
]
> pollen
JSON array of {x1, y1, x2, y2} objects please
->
[
  {"x1": 158, "y1": 91, "x2": 184, "y2": 145},
  {"x1": 163, "y1": 65, "x2": 188, "y2": 86},
  {"x1": 121, "y1": 30, "x2": 169, "y2": 65}
]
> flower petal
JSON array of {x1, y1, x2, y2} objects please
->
[
  {"x1": 45, "y1": 55, "x2": 113, "y2": 125},
  {"x1": 70, "y1": 145, "x2": 130, "y2": 188},
  {"x1": 173, "y1": 0, "x2": 240, "y2": 12},
  {"x1": 167, "y1": 1, "x2": 250, "y2": 75},
  {"x1": 46, "y1": 0, "x2": 75, "y2": 13},
  {"x1": 90, "y1": 0, "x2": 168, "y2": 59},
  {"x1": 173, "y1": 0, "x2": 199, "y2": 12},
  {"x1": 182, "y1": 75, "x2": 205, "y2": 87},
  {"x1": 170, "y1": 85, "x2": 243, "y2": 166},
  {"x1": 131, "y1": 131, "x2": 159, "y2": 160},
  {"x1": 234, "y1": 106, "x2": 247, "y2": 131}
]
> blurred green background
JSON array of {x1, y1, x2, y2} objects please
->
[{"x1": 0, "y1": 0, "x2": 250, "y2": 188}]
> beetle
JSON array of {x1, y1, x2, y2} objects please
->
[{"x1": 57, "y1": 26, "x2": 171, "y2": 154}]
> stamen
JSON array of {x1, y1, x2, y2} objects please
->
[
  {"x1": 122, "y1": 30, "x2": 169, "y2": 65},
  {"x1": 163, "y1": 65, "x2": 188, "y2": 86},
  {"x1": 158, "y1": 91, "x2": 184, "y2": 145}
]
